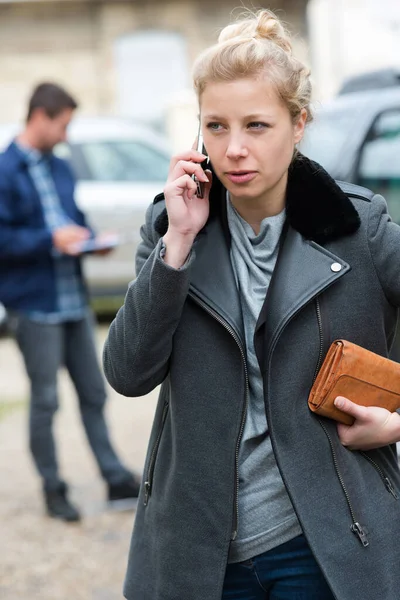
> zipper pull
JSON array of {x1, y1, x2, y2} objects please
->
[
  {"x1": 144, "y1": 481, "x2": 151, "y2": 506},
  {"x1": 384, "y1": 477, "x2": 399, "y2": 499},
  {"x1": 351, "y1": 522, "x2": 369, "y2": 547}
]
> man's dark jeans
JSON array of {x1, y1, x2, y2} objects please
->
[
  {"x1": 222, "y1": 534, "x2": 334, "y2": 600},
  {"x1": 15, "y1": 312, "x2": 131, "y2": 492}
]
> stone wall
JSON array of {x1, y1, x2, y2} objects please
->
[{"x1": 0, "y1": 0, "x2": 308, "y2": 124}]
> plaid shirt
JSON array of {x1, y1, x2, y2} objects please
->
[{"x1": 17, "y1": 143, "x2": 87, "y2": 323}]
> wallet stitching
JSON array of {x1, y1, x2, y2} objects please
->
[{"x1": 329, "y1": 373, "x2": 400, "y2": 397}]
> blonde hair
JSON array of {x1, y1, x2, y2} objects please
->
[{"x1": 193, "y1": 9, "x2": 312, "y2": 124}]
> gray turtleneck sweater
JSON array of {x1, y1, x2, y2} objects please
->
[{"x1": 227, "y1": 196, "x2": 302, "y2": 564}]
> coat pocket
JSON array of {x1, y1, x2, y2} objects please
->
[{"x1": 143, "y1": 400, "x2": 169, "y2": 506}]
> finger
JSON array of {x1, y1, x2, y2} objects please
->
[
  {"x1": 336, "y1": 422, "x2": 350, "y2": 445},
  {"x1": 334, "y1": 396, "x2": 368, "y2": 421},
  {"x1": 336, "y1": 422, "x2": 356, "y2": 448},
  {"x1": 165, "y1": 173, "x2": 198, "y2": 199},
  {"x1": 77, "y1": 230, "x2": 91, "y2": 239},
  {"x1": 176, "y1": 174, "x2": 199, "y2": 197},
  {"x1": 168, "y1": 150, "x2": 207, "y2": 176},
  {"x1": 69, "y1": 224, "x2": 89, "y2": 233},
  {"x1": 68, "y1": 227, "x2": 90, "y2": 240},
  {"x1": 169, "y1": 160, "x2": 209, "y2": 183},
  {"x1": 64, "y1": 245, "x2": 81, "y2": 256},
  {"x1": 71, "y1": 232, "x2": 90, "y2": 243},
  {"x1": 202, "y1": 169, "x2": 213, "y2": 200},
  {"x1": 80, "y1": 227, "x2": 91, "y2": 238}
]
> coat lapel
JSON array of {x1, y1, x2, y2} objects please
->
[
  {"x1": 254, "y1": 226, "x2": 350, "y2": 370},
  {"x1": 153, "y1": 155, "x2": 361, "y2": 352},
  {"x1": 188, "y1": 214, "x2": 245, "y2": 345}
]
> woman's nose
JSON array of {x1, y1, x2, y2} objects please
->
[{"x1": 226, "y1": 138, "x2": 248, "y2": 160}]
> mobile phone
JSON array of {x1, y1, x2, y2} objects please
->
[{"x1": 192, "y1": 125, "x2": 208, "y2": 198}]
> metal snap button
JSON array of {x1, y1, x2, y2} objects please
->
[{"x1": 331, "y1": 262, "x2": 342, "y2": 272}]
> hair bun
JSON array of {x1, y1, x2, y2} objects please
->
[{"x1": 218, "y1": 9, "x2": 292, "y2": 54}]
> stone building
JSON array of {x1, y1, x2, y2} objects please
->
[{"x1": 0, "y1": 0, "x2": 309, "y2": 132}]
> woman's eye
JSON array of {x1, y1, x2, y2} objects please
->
[
  {"x1": 248, "y1": 122, "x2": 269, "y2": 130},
  {"x1": 206, "y1": 122, "x2": 223, "y2": 132}
]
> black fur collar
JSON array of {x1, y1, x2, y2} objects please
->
[{"x1": 154, "y1": 155, "x2": 361, "y2": 244}]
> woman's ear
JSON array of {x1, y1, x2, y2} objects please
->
[{"x1": 293, "y1": 108, "x2": 307, "y2": 144}]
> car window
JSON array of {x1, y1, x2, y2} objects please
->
[
  {"x1": 77, "y1": 141, "x2": 170, "y2": 182},
  {"x1": 357, "y1": 110, "x2": 400, "y2": 223},
  {"x1": 299, "y1": 109, "x2": 355, "y2": 172},
  {"x1": 56, "y1": 140, "x2": 170, "y2": 183}
]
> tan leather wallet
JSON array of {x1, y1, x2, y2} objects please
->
[{"x1": 308, "y1": 340, "x2": 400, "y2": 425}]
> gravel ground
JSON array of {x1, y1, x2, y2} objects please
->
[{"x1": 0, "y1": 326, "x2": 157, "y2": 600}]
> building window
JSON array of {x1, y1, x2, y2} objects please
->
[{"x1": 114, "y1": 30, "x2": 189, "y2": 130}]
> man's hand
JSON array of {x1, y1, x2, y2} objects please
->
[
  {"x1": 334, "y1": 396, "x2": 400, "y2": 450},
  {"x1": 52, "y1": 224, "x2": 90, "y2": 255},
  {"x1": 92, "y1": 232, "x2": 117, "y2": 256}
]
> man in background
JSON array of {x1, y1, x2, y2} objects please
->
[{"x1": 0, "y1": 82, "x2": 140, "y2": 521}]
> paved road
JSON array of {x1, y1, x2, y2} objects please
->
[{"x1": 0, "y1": 326, "x2": 157, "y2": 600}]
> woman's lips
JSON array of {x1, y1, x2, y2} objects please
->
[{"x1": 225, "y1": 171, "x2": 257, "y2": 184}]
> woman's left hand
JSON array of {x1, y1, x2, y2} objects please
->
[{"x1": 334, "y1": 396, "x2": 400, "y2": 450}]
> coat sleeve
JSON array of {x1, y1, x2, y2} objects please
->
[
  {"x1": 0, "y1": 175, "x2": 53, "y2": 260},
  {"x1": 103, "y1": 202, "x2": 194, "y2": 397},
  {"x1": 367, "y1": 194, "x2": 400, "y2": 307}
]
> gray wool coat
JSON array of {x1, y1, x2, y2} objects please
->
[{"x1": 103, "y1": 157, "x2": 400, "y2": 600}]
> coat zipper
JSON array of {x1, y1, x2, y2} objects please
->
[
  {"x1": 188, "y1": 291, "x2": 249, "y2": 541},
  {"x1": 317, "y1": 419, "x2": 369, "y2": 547},
  {"x1": 359, "y1": 451, "x2": 399, "y2": 500},
  {"x1": 314, "y1": 297, "x2": 369, "y2": 547},
  {"x1": 312, "y1": 297, "x2": 324, "y2": 383},
  {"x1": 144, "y1": 400, "x2": 169, "y2": 506}
]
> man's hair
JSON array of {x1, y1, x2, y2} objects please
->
[{"x1": 27, "y1": 82, "x2": 78, "y2": 121}]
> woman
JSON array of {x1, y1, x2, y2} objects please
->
[{"x1": 103, "y1": 9, "x2": 400, "y2": 600}]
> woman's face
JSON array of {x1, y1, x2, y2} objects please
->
[{"x1": 200, "y1": 76, "x2": 307, "y2": 204}]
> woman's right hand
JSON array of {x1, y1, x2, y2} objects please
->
[
  {"x1": 162, "y1": 149, "x2": 213, "y2": 268},
  {"x1": 164, "y1": 149, "x2": 212, "y2": 238}
]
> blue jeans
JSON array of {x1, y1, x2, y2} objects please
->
[
  {"x1": 222, "y1": 535, "x2": 335, "y2": 600},
  {"x1": 15, "y1": 312, "x2": 132, "y2": 491}
]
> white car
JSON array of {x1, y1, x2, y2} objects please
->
[{"x1": 0, "y1": 117, "x2": 171, "y2": 312}]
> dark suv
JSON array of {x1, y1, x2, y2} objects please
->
[
  {"x1": 338, "y1": 68, "x2": 400, "y2": 95},
  {"x1": 300, "y1": 86, "x2": 400, "y2": 357},
  {"x1": 301, "y1": 86, "x2": 400, "y2": 225}
]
